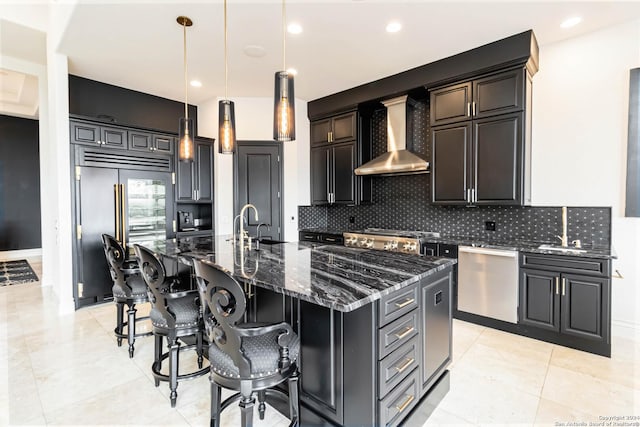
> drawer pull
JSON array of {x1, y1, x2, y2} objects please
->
[
  {"x1": 395, "y1": 394, "x2": 415, "y2": 413},
  {"x1": 325, "y1": 237, "x2": 337, "y2": 242},
  {"x1": 394, "y1": 357, "x2": 415, "y2": 373},
  {"x1": 394, "y1": 298, "x2": 415, "y2": 309},
  {"x1": 394, "y1": 326, "x2": 415, "y2": 340}
]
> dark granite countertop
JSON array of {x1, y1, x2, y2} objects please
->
[
  {"x1": 147, "y1": 235, "x2": 456, "y2": 312},
  {"x1": 421, "y1": 236, "x2": 616, "y2": 259},
  {"x1": 299, "y1": 229, "x2": 616, "y2": 260}
]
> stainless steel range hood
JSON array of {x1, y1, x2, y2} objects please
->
[{"x1": 355, "y1": 95, "x2": 429, "y2": 176}]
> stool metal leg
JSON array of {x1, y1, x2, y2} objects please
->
[
  {"x1": 197, "y1": 329, "x2": 204, "y2": 369},
  {"x1": 154, "y1": 334, "x2": 163, "y2": 387},
  {"x1": 288, "y1": 370, "x2": 300, "y2": 427},
  {"x1": 210, "y1": 381, "x2": 221, "y2": 427},
  {"x1": 116, "y1": 302, "x2": 124, "y2": 346},
  {"x1": 169, "y1": 339, "x2": 180, "y2": 407},
  {"x1": 127, "y1": 305, "x2": 137, "y2": 358},
  {"x1": 239, "y1": 394, "x2": 255, "y2": 427},
  {"x1": 257, "y1": 390, "x2": 266, "y2": 420}
]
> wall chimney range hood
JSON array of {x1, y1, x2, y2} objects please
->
[{"x1": 355, "y1": 95, "x2": 429, "y2": 176}]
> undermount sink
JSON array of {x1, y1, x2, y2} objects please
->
[
  {"x1": 256, "y1": 238, "x2": 287, "y2": 245},
  {"x1": 538, "y1": 244, "x2": 586, "y2": 253}
]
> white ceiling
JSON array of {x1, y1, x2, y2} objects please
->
[{"x1": 3, "y1": 1, "x2": 640, "y2": 111}]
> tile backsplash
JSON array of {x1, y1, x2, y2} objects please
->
[{"x1": 299, "y1": 97, "x2": 611, "y2": 247}]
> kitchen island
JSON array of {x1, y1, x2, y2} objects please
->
[{"x1": 148, "y1": 235, "x2": 456, "y2": 426}]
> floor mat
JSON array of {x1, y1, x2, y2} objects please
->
[{"x1": 0, "y1": 259, "x2": 39, "y2": 286}]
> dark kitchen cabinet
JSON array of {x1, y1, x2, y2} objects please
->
[
  {"x1": 128, "y1": 130, "x2": 174, "y2": 155},
  {"x1": 298, "y1": 230, "x2": 344, "y2": 245},
  {"x1": 519, "y1": 253, "x2": 611, "y2": 353},
  {"x1": 420, "y1": 269, "x2": 452, "y2": 394},
  {"x1": 311, "y1": 142, "x2": 356, "y2": 205},
  {"x1": 311, "y1": 111, "x2": 357, "y2": 146},
  {"x1": 430, "y1": 67, "x2": 532, "y2": 206},
  {"x1": 176, "y1": 137, "x2": 213, "y2": 202},
  {"x1": 309, "y1": 110, "x2": 372, "y2": 206},
  {"x1": 70, "y1": 121, "x2": 128, "y2": 149},
  {"x1": 430, "y1": 68, "x2": 524, "y2": 127}
]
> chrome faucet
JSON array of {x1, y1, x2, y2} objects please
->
[
  {"x1": 255, "y1": 223, "x2": 270, "y2": 251},
  {"x1": 239, "y1": 204, "x2": 259, "y2": 249},
  {"x1": 556, "y1": 206, "x2": 569, "y2": 247}
]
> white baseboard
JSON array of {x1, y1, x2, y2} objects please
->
[
  {"x1": 611, "y1": 319, "x2": 640, "y2": 339},
  {"x1": 0, "y1": 248, "x2": 42, "y2": 261}
]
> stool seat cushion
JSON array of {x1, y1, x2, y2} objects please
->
[
  {"x1": 209, "y1": 330, "x2": 300, "y2": 379},
  {"x1": 112, "y1": 274, "x2": 148, "y2": 300},
  {"x1": 150, "y1": 294, "x2": 200, "y2": 329}
]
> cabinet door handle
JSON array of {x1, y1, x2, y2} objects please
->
[
  {"x1": 394, "y1": 298, "x2": 415, "y2": 309},
  {"x1": 562, "y1": 278, "x2": 566, "y2": 296},
  {"x1": 467, "y1": 102, "x2": 471, "y2": 117},
  {"x1": 472, "y1": 101, "x2": 477, "y2": 116},
  {"x1": 555, "y1": 277, "x2": 559, "y2": 295},
  {"x1": 394, "y1": 326, "x2": 414, "y2": 340},
  {"x1": 472, "y1": 188, "x2": 476, "y2": 203},
  {"x1": 395, "y1": 394, "x2": 415, "y2": 413},
  {"x1": 394, "y1": 357, "x2": 415, "y2": 373},
  {"x1": 466, "y1": 188, "x2": 471, "y2": 203}
]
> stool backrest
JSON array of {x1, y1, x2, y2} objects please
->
[
  {"x1": 133, "y1": 244, "x2": 175, "y2": 329},
  {"x1": 102, "y1": 234, "x2": 127, "y2": 292},
  {"x1": 193, "y1": 259, "x2": 251, "y2": 376}
]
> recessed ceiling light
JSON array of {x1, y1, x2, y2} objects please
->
[
  {"x1": 190, "y1": 80, "x2": 202, "y2": 88},
  {"x1": 244, "y1": 45, "x2": 266, "y2": 58},
  {"x1": 560, "y1": 16, "x2": 582, "y2": 29},
  {"x1": 287, "y1": 68, "x2": 298, "y2": 76},
  {"x1": 287, "y1": 23, "x2": 303, "y2": 34},
  {"x1": 386, "y1": 21, "x2": 402, "y2": 33}
]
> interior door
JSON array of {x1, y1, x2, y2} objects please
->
[
  {"x1": 77, "y1": 166, "x2": 118, "y2": 306},
  {"x1": 119, "y1": 170, "x2": 174, "y2": 248},
  {"x1": 235, "y1": 141, "x2": 282, "y2": 240}
]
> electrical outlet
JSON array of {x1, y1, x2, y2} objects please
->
[
  {"x1": 349, "y1": 216, "x2": 355, "y2": 224},
  {"x1": 485, "y1": 221, "x2": 496, "y2": 231}
]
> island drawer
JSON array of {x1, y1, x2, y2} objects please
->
[
  {"x1": 379, "y1": 337, "x2": 419, "y2": 398},
  {"x1": 378, "y1": 368, "x2": 420, "y2": 427},
  {"x1": 379, "y1": 309, "x2": 419, "y2": 359},
  {"x1": 379, "y1": 283, "x2": 419, "y2": 327}
]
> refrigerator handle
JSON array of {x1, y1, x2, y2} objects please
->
[
  {"x1": 114, "y1": 184, "x2": 121, "y2": 242},
  {"x1": 120, "y1": 184, "x2": 126, "y2": 246}
]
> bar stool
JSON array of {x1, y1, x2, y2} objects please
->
[
  {"x1": 101, "y1": 234, "x2": 152, "y2": 358},
  {"x1": 193, "y1": 259, "x2": 300, "y2": 427},
  {"x1": 134, "y1": 244, "x2": 209, "y2": 407}
]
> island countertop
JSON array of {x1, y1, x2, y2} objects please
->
[{"x1": 145, "y1": 235, "x2": 456, "y2": 312}]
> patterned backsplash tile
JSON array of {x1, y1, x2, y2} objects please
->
[{"x1": 299, "y1": 98, "x2": 612, "y2": 247}]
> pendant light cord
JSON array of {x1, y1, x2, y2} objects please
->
[
  {"x1": 183, "y1": 20, "x2": 188, "y2": 120},
  {"x1": 224, "y1": 0, "x2": 228, "y2": 100},
  {"x1": 282, "y1": 0, "x2": 286, "y2": 71}
]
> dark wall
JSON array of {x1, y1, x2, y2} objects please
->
[
  {"x1": 0, "y1": 115, "x2": 41, "y2": 250},
  {"x1": 68, "y1": 75, "x2": 198, "y2": 135}
]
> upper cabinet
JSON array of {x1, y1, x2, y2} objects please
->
[
  {"x1": 128, "y1": 131, "x2": 175, "y2": 155},
  {"x1": 311, "y1": 111, "x2": 358, "y2": 146},
  {"x1": 70, "y1": 121, "x2": 128, "y2": 150},
  {"x1": 430, "y1": 67, "x2": 532, "y2": 206},
  {"x1": 309, "y1": 110, "x2": 372, "y2": 206},
  {"x1": 176, "y1": 137, "x2": 213, "y2": 202}
]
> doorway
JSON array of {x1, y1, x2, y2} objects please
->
[{"x1": 234, "y1": 141, "x2": 283, "y2": 241}]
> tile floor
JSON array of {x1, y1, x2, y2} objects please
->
[{"x1": 1, "y1": 257, "x2": 638, "y2": 426}]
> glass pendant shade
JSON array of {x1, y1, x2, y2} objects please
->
[
  {"x1": 273, "y1": 71, "x2": 296, "y2": 142},
  {"x1": 218, "y1": 99, "x2": 236, "y2": 154},
  {"x1": 178, "y1": 117, "x2": 194, "y2": 162}
]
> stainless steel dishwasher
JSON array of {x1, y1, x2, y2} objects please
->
[{"x1": 457, "y1": 246, "x2": 519, "y2": 323}]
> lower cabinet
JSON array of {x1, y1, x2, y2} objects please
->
[
  {"x1": 519, "y1": 253, "x2": 611, "y2": 354},
  {"x1": 247, "y1": 266, "x2": 453, "y2": 426}
]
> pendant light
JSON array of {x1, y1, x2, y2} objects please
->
[
  {"x1": 219, "y1": 0, "x2": 236, "y2": 154},
  {"x1": 273, "y1": 0, "x2": 295, "y2": 142},
  {"x1": 177, "y1": 16, "x2": 194, "y2": 162}
]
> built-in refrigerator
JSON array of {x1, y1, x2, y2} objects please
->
[{"x1": 72, "y1": 147, "x2": 175, "y2": 308}]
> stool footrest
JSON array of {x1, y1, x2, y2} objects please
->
[{"x1": 152, "y1": 344, "x2": 209, "y2": 383}]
